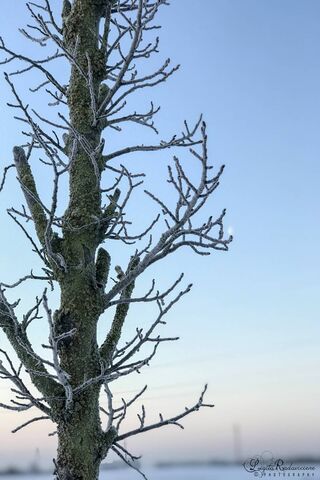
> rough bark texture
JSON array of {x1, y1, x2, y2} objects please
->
[
  {"x1": 56, "y1": 1, "x2": 109, "y2": 477},
  {"x1": 56, "y1": 389, "x2": 116, "y2": 479}
]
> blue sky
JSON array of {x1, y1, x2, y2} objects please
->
[{"x1": 0, "y1": 0, "x2": 320, "y2": 469}]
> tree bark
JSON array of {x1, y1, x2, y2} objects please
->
[
  {"x1": 54, "y1": 2, "x2": 109, "y2": 478},
  {"x1": 55, "y1": 387, "x2": 117, "y2": 480},
  {"x1": 56, "y1": 389, "x2": 101, "y2": 479}
]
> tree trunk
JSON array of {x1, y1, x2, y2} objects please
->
[
  {"x1": 53, "y1": 280, "x2": 108, "y2": 479},
  {"x1": 56, "y1": 390, "x2": 101, "y2": 480},
  {"x1": 54, "y1": 4, "x2": 108, "y2": 477},
  {"x1": 55, "y1": 387, "x2": 117, "y2": 480},
  {"x1": 56, "y1": 393, "x2": 101, "y2": 480}
]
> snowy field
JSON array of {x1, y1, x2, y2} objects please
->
[
  {"x1": 0, "y1": 466, "x2": 251, "y2": 480},
  {"x1": 2, "y1": 464, "x2": 320, "y2": 479},
  {"x1": 103, "y1": 466, "x2": 249, "y2": 480}
]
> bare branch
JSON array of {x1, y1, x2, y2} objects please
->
[
  {"x1": 116, "y1": 384, "x2": 213, "y2": 441},
  {"x1": 0, "y1": 164, "x2": 14, "y2": 192},
  {"x1": 103, "y1": 122, "x2": 232, "y2": 308},
  {"x1": 107, "y1": 273, "x2": 184, "y2": 307},
  {"x1": 12, "y1": 415, "x2": 51, "y2": 433},
  {"x1": 112, "y1": 445, "x2": 148, "y2": 480},
  {"x1": 0, "y1": 289, "x2": 61, "y2": 403},
  {"x1": 103, "y1": 117, "x2": 202, "y2": 162},
  {"x1": 43, "y1": 293, "x2": 74, "y2": 410},
  {"x1": 0, "y1": 36, "x2": 66, "y2": 94},
  {"x1": 109, "y1": 284, "x2": 190, "y2": 371}
]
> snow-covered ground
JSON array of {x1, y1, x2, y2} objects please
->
[
  {"x1": 0, "y1": 465, "x2": 251, "y2": 480},
  {"x1": 3, "y1": 464, "x2": 320, "y2": 479},
  {"x1": 101, "y1": 466, "x2": 249, "y2": 480}
]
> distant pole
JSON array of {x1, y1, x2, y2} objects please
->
[{"x1": 233, "y1": 424, "x2": 243, "y2": 463}]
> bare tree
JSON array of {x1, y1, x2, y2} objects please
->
[{"x1": 0, "y1": 1, "x2": 232, "y2": 479}]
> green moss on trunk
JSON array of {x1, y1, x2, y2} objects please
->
[
  {"x1": 54, "y1": 2, "x2": 111, "y2": 477},
  {"x1": 56, "y1": 389, "x2": 113, "y2": 480}
]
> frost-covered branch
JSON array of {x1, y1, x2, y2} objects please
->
[
  {"x1": 103, "y1": 122, "x2": 232, "y2": 308},
  {"x1": 0, "y1": 290, "x2": 61, "y2": 406},
  {"x1": 116, "y1": 384, "x2": 213, "y2": 441}
]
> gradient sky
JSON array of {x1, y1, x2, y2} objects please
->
[{"x1": 0, "y1": 0, "x2": 320, "y2": 470}]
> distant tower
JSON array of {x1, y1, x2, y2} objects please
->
[
  {"x1": 30, "y1": 448, "x2": 40, "y2": 472},
  {"x1": 233, "y1": 424, "x2": 243, "y2": 463}
]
